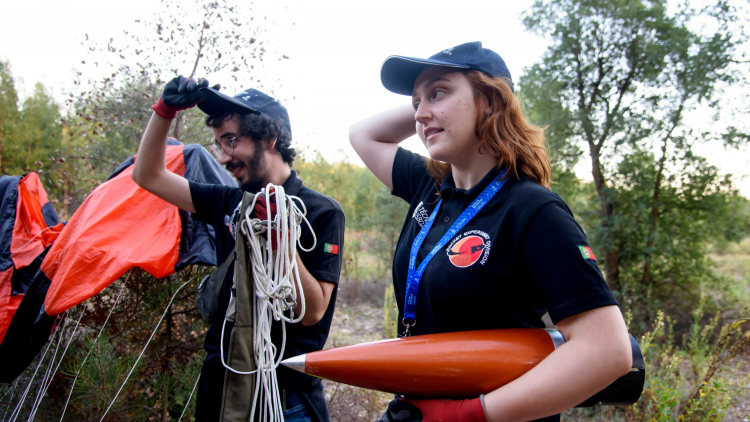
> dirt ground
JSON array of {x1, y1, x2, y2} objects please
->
[{"x1": 323, "y1": 302, "x2": 750, "y2": 422}]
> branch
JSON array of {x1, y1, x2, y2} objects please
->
[{"x1": 598, "y1": 35, "x2": 640, "y2": 149}]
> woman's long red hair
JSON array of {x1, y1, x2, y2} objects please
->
[{"x1": 426, "y1": 70, "x2": 551, "y2": 188}]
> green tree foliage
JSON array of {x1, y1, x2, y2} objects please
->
[
  {"x1": 520, "y1": 0, "x2": 750, "y2": 327},
  {"x1": 0, "y1": 61, "x2": 21, "y2": 174},
  {"x1": 0, "y1": 63, "x2": 62, "y2": 177},
  {"x1": 297, "y1": 153, "x2": 409, "y2": 302}
]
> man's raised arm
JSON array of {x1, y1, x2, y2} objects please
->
[{"x1": 132, "y1": 76, "x2": 211, "y2": 214}]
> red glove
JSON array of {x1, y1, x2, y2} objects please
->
[
  {"x1": 253, "y1": 187, "x2": 278, "y2": 221},
  {"x1": 405, "y1": 398, "x2": 488, "y2": 422},
  {"x1": 253, "y1": 188, "x2": 280, "y2": 250},
  {"x1": 378, "y1": 397, "x2": 488, "y2": 422}
]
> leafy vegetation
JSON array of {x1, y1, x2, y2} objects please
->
[{"x1": 1, "y1": 0, "x2": 749, "y2": 420}]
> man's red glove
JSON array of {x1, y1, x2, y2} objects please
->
[
  {"x1": 376, "y1": 397, "x2": 489, "y2": 422},
  {"x1": 152, "y1": 75, "x2": 213, "y2": 119},
  {"x1": 253, "y1": 188, "x2": 280, "y2": 250}
]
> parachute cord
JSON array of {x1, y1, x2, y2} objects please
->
[
  {"x1": 59, "y1": 282, "x2": 126, "y2": 422},
  {"x1": 219, "y1": 184, "x2": 316, "y2": 422},
  {"x1": 13, "y1": 226, "x2": 63, "y2": 254},
  {"x1": 9, "y1": 311, "x2": 67, "y2": 422},
  {"x1": 26, "y1": 308, "x2": 84, "y2": 422},
  {"x1": 176, "y1": 375, "x2": 200, "y2": 422},
  {"x1": 98, "y1": 278, "x2": 191, "y2": 422},
  {"x1": 1, "y1": 380, "x2": 18, "y2": 421}
]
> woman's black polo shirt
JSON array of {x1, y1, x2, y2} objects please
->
[
  {"x1": 391, "y1": 149, "x2": 617, "y2": 421},
  {"x1": 391, "y1": 147, "x2": 617, "y2": 336}
]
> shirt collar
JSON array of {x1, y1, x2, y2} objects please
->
[
  {"x1": 281, "y1": 169, "x2": 303, "y2": 196},
  {"x1": 440, "y1": 165, "x2": 503, "y2": 202}
]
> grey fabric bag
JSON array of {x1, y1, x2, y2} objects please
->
[{"x1": 196, "y1": 251, "x2": 234, "y2": 325}]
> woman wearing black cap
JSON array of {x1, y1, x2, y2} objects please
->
[{"x1": 349, "y1": 42, "x2": 632, "y2": 422}]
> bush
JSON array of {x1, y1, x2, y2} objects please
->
[{"x1": 627, "y1": 305, "x2": 750, "y2": 421}]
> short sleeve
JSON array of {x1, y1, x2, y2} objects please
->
[
  {"x1": 391, "y1": 147, "x2": 429, "y2": 204},
  {"x1": 522, "y1": 201, "x2": 618, "y2": 324},
  {"x1": 301, "y1": 208, "x2": 345, "y2": 285},
  {"x1": 188, "y1": 181, "x2": 243, "y2": 224}
]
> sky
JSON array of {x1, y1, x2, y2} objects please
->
[{"x1": 1, "y1": 0, "x2": 749, "y2": 196}]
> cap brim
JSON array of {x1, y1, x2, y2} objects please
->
[
  {"x1": 380, "y1": 56, "x2": 470, "y2": 96},
  {"x1": 196, "y1": 87, "x2": 260, "y2": 116}
]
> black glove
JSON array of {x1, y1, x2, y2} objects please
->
[
  {"x1": 375, "y1": 399, "x2": 422, "y2": 422},
  {"x1": 152, "y1": 76, "x2": 214, "y2": 119}
]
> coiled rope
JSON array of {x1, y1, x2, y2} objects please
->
[{"x1": 220, "y1": 184, "x2": 316, "y2": 421}]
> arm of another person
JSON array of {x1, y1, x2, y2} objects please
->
[
  {"x1": 348, "y1": 105, "x2": 416, "y2": 190},
  {"x1": 482, "y1": 305, "x2": 632, "y2": 422},
  {"x1": 131, "y1": 112, "x2": 196, "y2": 214},
  {"x1": 293, "y1": 254, "x2": 335, "y2": 326}
]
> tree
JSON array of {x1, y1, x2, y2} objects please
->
[
  {"x1": 520, "y1": 0, "x2": 750, "y2": 324},
  {"x1": 0, "y1": 61, "x2": 21, "y2": 174},
  {"x1": 522, "y1": 0, "x2": 748, "y2": 286},
  {"x1": 0, "y1": 63, "x2": 64, "y2": 178}
]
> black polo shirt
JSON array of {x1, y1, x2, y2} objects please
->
[
  {"x1": 189, "y1": 170, "x2": 344, "y2": 421},
  {"x1": 391, "y1": 148, "x2": 617, "y2": 421}
]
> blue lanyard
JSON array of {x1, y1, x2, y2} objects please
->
[{"x1": 403, "y1": 170, "x2": 507, "y2": 336}]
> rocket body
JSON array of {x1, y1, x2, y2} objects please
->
[{"x1": 283, "y1": 328, "x2": 562, "y2": 398}]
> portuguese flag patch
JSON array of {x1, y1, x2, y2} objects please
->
[
  {"x1": 578, "y1": 246, "x2": 596, "y2": 261},
  {"x1": 324, "y1": 243, "x2": 339, "y2": 255}
]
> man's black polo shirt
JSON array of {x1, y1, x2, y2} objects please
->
[
  {"x1": 189, "y1": 170, "x2": 344, "y2": 421},
  {"x1": 391, "y1": 148, "x2": 617, "y2": 421}
]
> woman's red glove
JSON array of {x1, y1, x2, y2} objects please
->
[{"x1": 376, "y1": 397, "x2": 488, "y2": 422}]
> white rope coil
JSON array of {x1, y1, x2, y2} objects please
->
[{"x1": 220, "y1": 183, "x2": 316, "y2": 422}]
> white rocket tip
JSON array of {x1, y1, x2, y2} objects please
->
[{"x1": 281, "y1": 354, "x2": 306, "y2": 373}]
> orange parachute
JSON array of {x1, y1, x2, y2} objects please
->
[
  {"x1": 0, "y1": 141, "x2": 236, "y2": 382},
  {"x1": 0, "y1": 173, "x2": 63, "y2": 344}
]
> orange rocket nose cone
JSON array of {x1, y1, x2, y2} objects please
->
[
  {"x1": 282, "y1": 329, "x2": 644, "y2": 406},
  {"x1": 284, "y1": 329, "x2": 558, "y2": 398},
  {"x1": 281, "y1": 354, "x2": 306, "y2": 373}
]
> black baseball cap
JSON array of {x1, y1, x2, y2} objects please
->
[
  {"x1": 380, "y1": 41, "x2": 513, "y2": 95},
  {"x1": 197, "y1": 87, "x2": 292, "y2": 134}
]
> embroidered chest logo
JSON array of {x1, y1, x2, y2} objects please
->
[
  {"x1": 412, "y1": 201, "x2": 430, "y2": 228},
  {"x1": 445, "y1": 230, "x2": 491, "y2": 268}
]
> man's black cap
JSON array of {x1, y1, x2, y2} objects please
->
[
  {"x1": 197, "y1": 88, "x2": 292, "y2": 134},
  {"x1": 380, "y1": 41, "x2": 513, "y2": 95}
]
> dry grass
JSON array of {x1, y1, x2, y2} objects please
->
[{"x1": 323, "y1": 301, "x2": 392, "y2": 421}]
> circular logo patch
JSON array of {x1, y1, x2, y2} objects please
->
[{"x1": 447, "y1": 235, "x2": 487, "y2": 268}]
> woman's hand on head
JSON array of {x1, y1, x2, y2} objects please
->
[{"x1": 348, "y1": 105, "x2": 416, "y2": 190}]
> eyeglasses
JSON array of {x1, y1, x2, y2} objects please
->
[{"x1": 211, "y1": 136, "x2": 241, "y2": 159}]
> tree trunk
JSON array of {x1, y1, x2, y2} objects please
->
[
  {"x1": 171, "y1": 112, "x2": 182, "y2": 141},
  {"x1": 589, "y1": 143, "x2": 619, "y2": 291},
  {"x1": 642, "y1": 137, "x2": 669, "y2": 285}
]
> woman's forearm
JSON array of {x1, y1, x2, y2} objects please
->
[
  {"x1": 484, "y1": 306, "x2": 632, "y2": 422},
  {"x1": 349, "y1": 104, "x2": 416, "y2": 146},
  {"x1": 349, "y1": 105, "x2": 416, "y2": 190}
]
